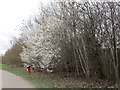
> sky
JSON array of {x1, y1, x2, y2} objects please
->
[{"x1": 0, "y1": 0, "x2": 50, "y2": 55}]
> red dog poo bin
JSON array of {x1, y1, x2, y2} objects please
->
[{"x1": 27, "y1": 65, "x2": 31, "y2": 73}]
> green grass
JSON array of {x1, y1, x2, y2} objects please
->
[
  {"x1": 0, "y1": 64, "x2": 2, "y2": 69},
  {"x1": 0, "y1": 64, "x2": 83, "y2": 88}
]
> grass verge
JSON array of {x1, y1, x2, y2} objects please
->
[
  {"x1": 1, "y1": 64, "x2": 119, "y2": 88},
  {"x1": 0, "y1": 64, "x2": 83, "y2": 88},
  {"x1": 1, "y1": 64, "x2": 55, "y2": 88}
]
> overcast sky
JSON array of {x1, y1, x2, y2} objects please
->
[{"x1": 0, "y1": 0, "x2": 50, "y2": 55}]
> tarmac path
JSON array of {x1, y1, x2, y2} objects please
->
[{"x1": 0, "y1": 70, "x2": 35, "y2": 88}]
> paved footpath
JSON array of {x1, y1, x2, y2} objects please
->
[{"x1": 0, "y1": 70, "x2": 35, "y2": 89}]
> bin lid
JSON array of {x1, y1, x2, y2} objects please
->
[{"x1": 27, "y1": 65, "x2": 30, "y2": 68}]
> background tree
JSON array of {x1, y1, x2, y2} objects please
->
[
  {"x1": 19, "y1": 0, "x2": 120, "y2": 83},
  {"x1": 2, "y1": 41, "x2": 23, "y2": 67}
]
